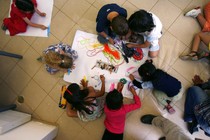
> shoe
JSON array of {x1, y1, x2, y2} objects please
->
[
  {"x1": 179, "y1": 52, "x2": 199, "y2": 61},
  {"x1": 185, "y1": 7, "x2": 201, "y2": 18},
  {"x1": 1, "y1": 23, "x2": 7, "y2": 31},
  {"x1": 165, "y1": 104, "x2": 175, "y2": 114},
  {"x1": 187, "y1": 121, "x2": 198, "y2": 134},
  {"x1": 141, "y1": 114, "x2": 157, "y2": 124}
]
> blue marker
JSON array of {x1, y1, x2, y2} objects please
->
[
  {"x1": 47, "y1": 26, "x2": 50, "y2": 36},
  {"x1": 68, "y1": 69, "x2": 71, "y2": 75}
]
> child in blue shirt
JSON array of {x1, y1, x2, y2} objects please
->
[{"x1": 96, "y1": 3, "x2": 129, "y2": 45}]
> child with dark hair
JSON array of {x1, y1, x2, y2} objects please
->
[
  {"x1": 2, "y1": 0, "x2": 47, "y2": 36},
  {"x1": 129, "y1": 60, "x2": 182, "y2": 114},
  {"x1": 128, "y1": 10, "x2": 162, "y2": 58},
  {"x1": 102, "y1": 83, "x2": 141, "y2": 140},
  {"x1": 39, "y1": 42, "x2": 78, "y2": 75},
  {"x1": 64, "y1": 75, "x2": 106, "y2": 122},
  {"x1": 96, "y1": 3, "x2": 129, "y2": 45}
]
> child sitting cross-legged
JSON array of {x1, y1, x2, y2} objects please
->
[{"x1": 129, "y1": 60, "x2": 183, "y2": 114}]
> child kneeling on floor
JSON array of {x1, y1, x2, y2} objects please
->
[
  {"x1": 129, "y1": 60, "x2": 183, "y2": 114},
  {"x1": 102, "y1": 82, "x2": 141, "y2": 140}
]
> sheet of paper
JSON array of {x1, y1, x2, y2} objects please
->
[
  {"x1": 63, "y1": 30, "x2": 149, "y2": 98},
  {"x1": 5, "y1": 0, "x2": 53, "y2": 37}
]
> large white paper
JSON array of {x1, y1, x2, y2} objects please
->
[
  {"x1": 63, "y1": 30, "x2": 149, "y2": 98},
  {"x1": 6, "y1": 0, "x2": 53, "y2": 37}
]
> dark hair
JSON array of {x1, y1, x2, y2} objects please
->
[
  {"x1": 106, "y1": 89, "x2": 123, "y2": 110},
  {"x1": 15, "y1": 0, "x2": 34, "y2": 12},
  {"x1": 111, "y1": 15, "x2": 129, "y2": 36},
  {"x1": 138, "y1": 59, "x2": 156, "y2": 81},
  {"x1": 128, "y1": 10, "x2": 155, "y2": 33},
  {"x1": 63, "y1": 83, "x2": 96, "y2": 114}
]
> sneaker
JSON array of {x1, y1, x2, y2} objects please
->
[
  {"x1": 185, "y1": 7, "x2": 201, "y2": 18},
  {"x1": 141, "y1": 114, "x2": 157, "y2": 124},
  {"x1": 165, "y1": 104, "x2": 175, "y2": 114},
  {"x1": 187, "y1": 121, "x2": 198, "y2": 134}
]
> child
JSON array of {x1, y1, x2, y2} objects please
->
[
  {"x1": 129, "y1": 60, "x2": 182, "y2": 114},
  {"x1": 2, "y1": 0, "x2": 47, "y2": 36},
  {"x1": 96, "y1": 3, "x2": 129, "y2": 45},
  {"x1": 128, "y1": 10, "x2": 163, "y2": 58},
  {"x1": 180, "y1": 2, "x2": 210, "y2": 61},
  {"x1": 102, "y1": 83, "x2": 141, "y2": 140},
  {"x1": 63, "y1": 75, "x2": 105, "y2": 122},
  {"x1": 39, "y1": 42, "x2": 78, "y2": 75}
]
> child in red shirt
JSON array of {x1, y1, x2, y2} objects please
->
[
  {"x1": 102, "y1": 82, "x2": 141, "y2": 140},
  {"x1": 2, "y1": 0, "x2": 47, "y2": 36}
]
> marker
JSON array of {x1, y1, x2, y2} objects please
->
[
  {"x1": 83, "y1": 76, "x2": 87, "y2": 82},
  {"x1": 47, "y1": 26, "x2": 50, "y2": 36}
]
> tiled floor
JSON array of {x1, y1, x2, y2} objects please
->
[{"x1": 0, "y1": 0, "x2": 210, "y2": 139}]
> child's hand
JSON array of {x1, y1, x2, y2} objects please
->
[
  {"x1": 80, "y1": 79, "x2": 88, "y2": 88},
  {"x1": 129, "y1": 74, "x2": 135, "y2": 81},
  {"x1": 108, "y1": 38, "x2": 115, "y2": 45},
  {"x1": 192, "y1": 75, "x2": 204, "y2": 85},
  {"x1": 129, "y1": 86, "x2": 136, "y2": 95},
  {"x1": 117, "y1": 82, "x2": 124, "y2": 92},
  {"x1": 100, "y1": 75, "x2": 105, "y2": 83},
  {"x1": 40, "y1": 12, "x2": 46, "y2": 17},
  {"x1": 40, "y1": 25, "x2": 47, "y2": 30}
]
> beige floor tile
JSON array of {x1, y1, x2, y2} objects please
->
[
  {"x1": 3, "y1": 36, "x2": 30, "y2": 55},
  {"x1": 169, "y1": 0, "x2": 192, "y2": 10},
  {"x1": 85, "y1": 0, "x2": 96, "y2": 5},
  {"x1": 21, "y1": 36, "x2": 37, "y2": 45},
  {"x1": 35, "y1": 96, "x2": 64, "y2": 123},
  {"x1": 21, "y1": 79, "x2": 47, "y2": 110},
  {"x1": 84, "y1": 115, "x2": 105, "y2": 139},
  {"x1": 122, "y1": 1, "x2": 138, "y2": 18},
  {"x1": 0, "y1": 82, "x2": 17, "y2": 105},
  {"x1": 62, "y1": 24, "x2": 84, "y2": 44},
  {"x1": 61, "y1": 0, "x2": 91, "y2": 22},
  {"x1": 52, "y1": 6, "x2": 59, "y2": 18},
  {"x1": 54, "y1": 0, "x2": 68, "y2": 9},
  {"x1": 31, "y1": 34, "x2": 59, "y2": 55},
  {"x1": 184, "y1": 0, "x2": 209, "y2": 12},
  {"x1": 159, "y1": 31, "x2": 187, "y2": 66},
  {"x1": 55, "y1": 113, "x2": 83, "y2": 140},
  {"x1": 151, "y1": 0, "x2": 182, "y2": 30},
  {"x1": 77, "y1": 6, "x2": 98, "y2": 34},
  {"x1": 17, "y1": 48, "x2": 42, "y2": 77},
  {"x1": 50, "y1": 11, "x2": 75, "y2": 40},
  {"x1": 15, "y1": 100, "x2": 34, "y2": 114},
  {"x1": 0, "y1": 56, "x2": 16, "y2": 80},
  {"x1": 33, "y1": 68, "x2": 60, "y2": 93},
  {"x1": 5, "y1": 65, "x2": 31, "y2": 94},
  {"x1": 0, "y1": 24, "x2": 11, "y2": 50},
  {"x1": 129, "y1": 0, "x2": 158, "y2": 11},
  {"x1": 168, "y1": 14, "x2": 200, "y2": 46},
  {"x1": 0, "y1": 0, "x2": 10, "y2": 20},
  {"x1": 74, "y1": 129, "x2": 96, "y2": 140}
]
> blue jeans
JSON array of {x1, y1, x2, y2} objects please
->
[{"x1": 184, "y1": 86, "x2": 208, "y2": 122}]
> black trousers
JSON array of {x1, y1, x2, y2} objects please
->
[{"x1": 102, "y1": 129, "x2": 123, "y2": 140}]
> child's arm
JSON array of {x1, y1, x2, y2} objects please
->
[
  {"x1": 95, "y1": 75, "x2": 105, "y2": 97},
  {"x1": 129, "y1": 74, "x2": 153, "y2": 89},
  {"x1": 99, "y1": 31, "x2": 115, "y2": 45},
  {"x1": 23, "y1": 17, "x2": 47, "y2": 30},
  {"x1": 66, "y1": 103, "x2": 78, "y2": 117},
  {"x1": 34, "y1": 7, "x2": 46, "y2": 17},
  {"x1": 127, "y1": 40, "x2": 151, "y2": 48}
]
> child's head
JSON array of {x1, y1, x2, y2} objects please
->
[
  {"x1": 106, "y1": 89, "x2": 123, "y2": 110},
  {"x1": 15, "y1": 0, "x2": 34, "y2": 12},
  {"x1": 111, "y1": 15, "x2": 129, "y2": 36},
  {"x1": 43, "y1": 51, "x2": 73, "y2": 69},
  {"x1": 128, "y1": 10, "x2": 155, "y2": 33},
  {"x1": 138, "y1": 59, "x2": 156, "y2": 81},
  {"x1": 64, "y1": 83, "x2": 96, "y2": 114}
]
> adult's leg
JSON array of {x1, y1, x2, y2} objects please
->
[
  {"x1": 184, "y1": 86, "x2": 208, "y2": 122},
  {"x1": 152, "y1": 116, "x2": 191, "y2": 140}
]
